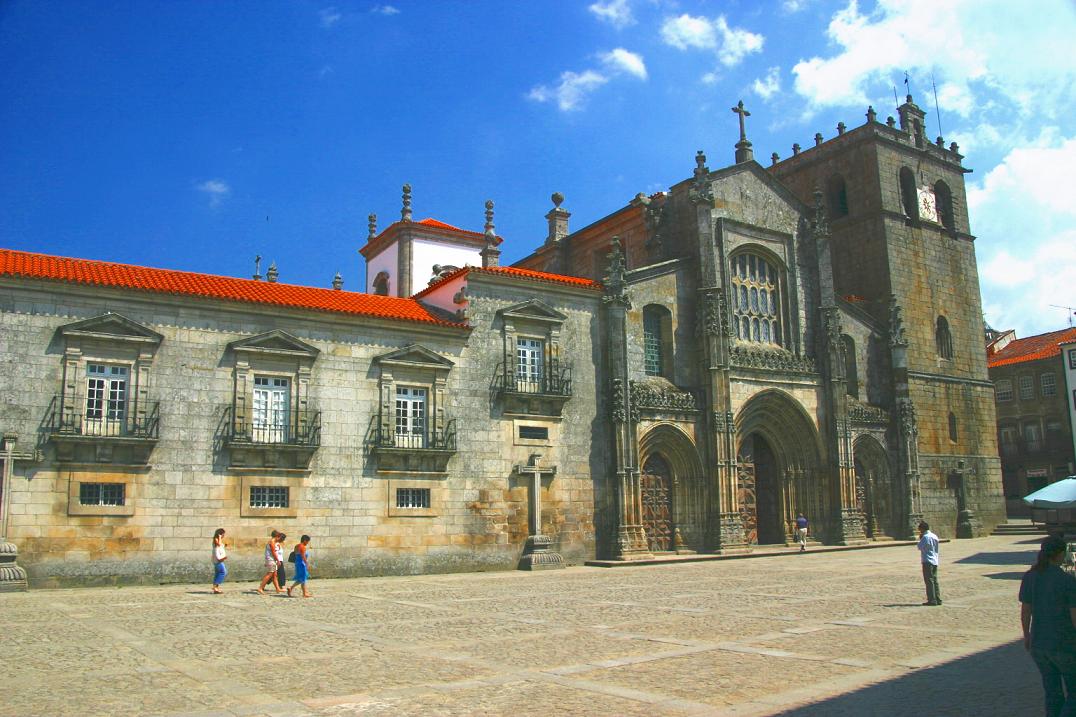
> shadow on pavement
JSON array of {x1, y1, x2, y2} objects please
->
[
  {"x1": 771, "y1": 641, "x2": 1041, "y2": 717},
  {"x1": 984, "y1": 570, "x2": 1026, "y2": 581},
  {"x1": 955, "y1": 550, "x2": 1036, "y2": 566}
]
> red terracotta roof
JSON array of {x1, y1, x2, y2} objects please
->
[
  {"x1": 987, "y1": 327, "x2": 1076, "y2": 368},
  {"x1": 413, "y1": 264, "x2": 602, "y2": 299},
  {"x1": 359, "y1": 217, "x2": 503, "y2": 256},
  {"x1": 0, "y1": 248, "x2": 465, "y2": 328}
]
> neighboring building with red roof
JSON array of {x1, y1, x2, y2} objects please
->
[{"x1": 987, "y1": 327, "x2": 1076, "y2": 511}]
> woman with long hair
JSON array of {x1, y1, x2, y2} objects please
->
[
  {"x1": 211, "y1": 528, "x2": 227, "y2": 594},
  {"x1": 1020, "y1": 534, "x2": 1076, "y2": 717}
]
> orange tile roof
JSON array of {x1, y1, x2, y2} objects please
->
[
  {"x1": 413, "y1": 264, "x2": 603, "y2": 298},
  {"x1": 0, "y1": 248, "x2": 465, "y2": 328},
  {"x1": 987, "y1": 327, "x2": 1076, "y2": 368},
  {"x1": 359, "y1": 217, "x2": 503, "y2": 256}
]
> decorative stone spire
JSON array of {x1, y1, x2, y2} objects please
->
[
  {"x1": 731, "y1": 100, "x2": 753, "y2": 163},
  {"x1": 792, "y1": 143, "x2": 801, "y2": 156},
  {"x1": 401, "y1": 183, "x2": 412, "y2": 222},
  {"x1": 866, "y1": 105, "x2": 877, "y2": 123},
  {"x1": 252, "y1": 255, "x2": 262, "y2": 281},
  {"x1": 545, "y1": 192, "x2": 570, "y2": 245},
  {"x1": 332, "y1": 272, "x2": 343, "y2": 290},
  {"x1": 814, "y1": 132, "x2": 824, "y2": 147},
  {"x1": 837, "y1": 121, "x2": 846, "y2": 135},
  {"x1": 266, "y1": 261, "x2": 278, "y2": 283},
  {"x1": 367, "y1": 213, "x2": 377, "y2": 240},
  {"x1": 694, "y1": 150, "x2": 708, "y2": 181},
  {"x1": 770, "y1": 152, "x2": 779, "y2": 166},
  {"x1": 602, "y1": 236, "x2": 630, "y2": 308},
  {"x1": 480, "y1": 199, "x2": 500, "y2": 268}
]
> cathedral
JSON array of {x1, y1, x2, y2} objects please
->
[{"x1": 0, "y1": 96, "x2": 1003, "y2": 587}]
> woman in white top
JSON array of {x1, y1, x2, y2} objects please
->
[
  {"x1": 211, "y1": 528, "x2": 227, "y2": 594},
  {"x1": 257, "y1": 529, "x2": 283, "y2": 594}
]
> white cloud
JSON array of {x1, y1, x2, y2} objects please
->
[
  {"x1": 528, "y1": 70, "x2": 609, "y2": 112},
  {"x1": 196, "y1": 179, "x2": 230, "y2": 207},
  {"x1": 752, "y1": 66, "x2": 781, "y2": 100},
  {"x1": 661, "y1": 14, "x2": 764, "y2": 80},
  {"x1": 969, "y1": 135, "x2": 1076, "y2": 334},
  {"x1": 371, "y1": 4, "x2": 400, "y2": 15},
  {"x1": 600, "y1": 48, "x2": 647, "y2": 80},
  {"x1": 783, "y1": 0, "x2": 810, "y2": 11},
  {"x1": 318, "y1": 7, "x2": 341, "y2": 27},
  {"x1": 589, "y1": 0, "x2": 634, "y2": 29}
]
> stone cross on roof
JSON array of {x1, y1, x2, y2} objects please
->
[
  {"x1": 732, "y1": 99, "x2": 751, "y2": 141},
  {"x1": 731, "y1": 99, "x2": 754, "y2": 164}
]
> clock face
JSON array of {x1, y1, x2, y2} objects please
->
[{"x1": 917, "y1": 188, "x2": 939, "y2": 222}]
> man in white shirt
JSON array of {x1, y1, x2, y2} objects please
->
[{"x1": 917, "y1": 520, "x2": 942, "y2": 606}]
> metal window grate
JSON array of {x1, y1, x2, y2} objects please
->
[
  {"x1": 79, "y1": 482, "x2": 125, "y2": 506},
  {"x1": 396, "y1": 487, "x2": 430, "y2": 509},
  {"x1": 250, "y1": 485, "x2": 289, "y2": 509},
  {"x1": 518, "y1": 425, "x2": 549, "y2": 440}
]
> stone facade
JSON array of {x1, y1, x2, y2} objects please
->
[{"x1": 0, "y1": 96, "x2": 1005, "y2": 585}]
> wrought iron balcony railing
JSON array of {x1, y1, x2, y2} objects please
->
[
  {"x1": 223, "y1": 406, "x2": 321, "y2": 447},
  {"x1": 494, "y1": 359, "x2": 573, "y2": 397},
  {"x1": 48, "y1": 396, "x2": 160, "y2": 439},
  {"x1": 370, "y1": 418, "x2": 457, "y2": 452}
]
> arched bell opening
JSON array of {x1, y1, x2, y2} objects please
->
[{"x1": 735, "y1": 389, "x2": 827, "y2": 545}]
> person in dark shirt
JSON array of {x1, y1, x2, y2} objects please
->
[{"x1": 1020, "y1": 534, "x2": 1076, "y2": 717}]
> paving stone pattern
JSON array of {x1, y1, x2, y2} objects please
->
[{"x1": 0, "y1": 536, "x2": 1044, "y2": 716}]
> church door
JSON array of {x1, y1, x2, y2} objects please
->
[
  {"x1": 739, "y1": 434, "x2": 785, "y2": 545},
  {"x1": 641, "y1": 455, "x2": 673, "y2": 552}
]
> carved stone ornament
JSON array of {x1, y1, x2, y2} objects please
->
[
  {"x1": 729, "y1": 345, "x2": 817, "y2": 374},
  {"x1": 898, "y1": 398, "x2": 918, "y2": 437},
  {"x1": 602, "y1": 237, "x2": 631, "y2": 309},
  {"x1": 610, "y1": 378, "x2": 630, "y2": 423},
  {"x1": 630, "y1": 379, "x2": 699, "y2": 415},
  {"x1": 699, "y1": 289, "x2": 732, "y2": 338},
  {"x1": 847, "y1": 397, "x2": 890, "y2": 425},
  {"x1": 812, "y1": 187, "x2": 830, "y2": 237},
  {"x1": 889, "y1": 296, "x2": 908, "y2": 348},
  {"x1": 822, "y1": 307, "x2": 843, "y2": 348}
]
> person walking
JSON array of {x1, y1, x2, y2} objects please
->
[
  {"x1": 211, "y1": 528, "x2": 227, "y2": 594},
  {"x1": 1021, "y1": 534, "x2": 1076, "y2": 717},
  {"x1": 257, "y1": 529, "x2": 283, "y2": 594},
  {"x1": 917, "y1": 520, "x2": 942, "y2": 606},
  {"x1": 287, "y1": 535, "x2": 313, "y2": 598},
  {"x1": 796, "y1": 513, "x2": 809, "y2": 552},
  {"x1": 275, "y1": 532, "x2": 287, "y2": 587}
]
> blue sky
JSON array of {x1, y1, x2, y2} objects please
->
[{"x1": 1, "y1": 0, "x2": 1074, "y2": 336}]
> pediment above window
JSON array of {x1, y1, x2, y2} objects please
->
[
  {"x1": 228, "y1": 330, "x2": 319, "y2": 359},
  {"x1": 498, "y1": 300, "x2": 567, "y2": 326},
  {"x1": 59, "y1": 312, "x2": 163, "y2": 347},
  {"x1": 372, "y1": 344, "x2": 454, "y2": 373}
]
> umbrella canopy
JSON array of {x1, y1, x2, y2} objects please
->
[{"x1": 1024, "y1": 478, "x2": 1076, "y2": 509}]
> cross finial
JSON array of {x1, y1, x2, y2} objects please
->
[{"x1": 731, "y1": 100, "x2": 751, "y2": 142}]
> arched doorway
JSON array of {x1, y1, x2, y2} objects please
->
[
  {"x1": 638, "y1": 424, "x2": 706, "y2": 552},
  {"x1": 737, "y1": 434, "x2": 784, "y2": 544},
  {"x1": 641, "y1": 454, "x2": 673, "y2": 551},
  {"x1": 853, "y1": 435, "x2": 895, "y2": 538},
  {"x1": 735, "y1": 390, "x2": 826, "y2": 545}
]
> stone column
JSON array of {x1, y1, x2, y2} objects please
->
[
  {"x1": 603, "y1": 239, "x2": 651, "y2": 559},
  {"x1": 889, "y1": 297, "x2": 923, "y2": 539},
  {"x1": 953, "y1": 460, "x2": 984, "y2": 538},
  {"x1": 0, "y1": 434, "x2": 35, "y2": 592}
]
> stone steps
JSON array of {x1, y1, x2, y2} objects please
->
[{"x1": 991, "y1": 521, "x2": 1046, "y2": 536}]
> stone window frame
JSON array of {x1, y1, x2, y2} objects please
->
[
  {"x1": 371, "y1": 344, "x2": 455, "y2": 458},
  {"x1": 934, "y1": 180, "x2": 955, "y2": 232},
  {"x1": 642, "y1": 304, "x2": 673, "y2": 380},
  {"x1": 499, "y1": 301, "x2": 567, "y2": 382},
  {"x1": 1069, "y1": 349, "x2": 1076, "y2": 370},
  {"x1": 996, "y1": 379, "x2": 1013, "y2": 402},
  {"x1": 825, "y1": 173, "x2": 849, "y2": 218},
  {"x1": 728, "y1": 246, "x2": 787, "y2": 348},
  {"x1": 1040, "y1": 372, "x2": 1057, "y2": 398},
  {"x1": 239, "y1": 474, "x2": 299, "y2": 518},
  {"x1": 66, "y1": 470, "x2": 138, "y2": 517},
  {"x1": 512, "y1": 418, "x2": 557, "y2": 447},
  {"x1": 227, "y1": 331, "x2": 319, "y2": 443},
  {"x1": 373, "y1": 271, "x2": 391, "y2": 296},
  {"x1": 57, "y1": 313, "x2": 163, "y2": 440},
  {"x1": 495, "y1": 300, "x2": 572, "y2": 416},
  {"x1": 386, "y1": 478, "x2": 440, "y2": 517}
]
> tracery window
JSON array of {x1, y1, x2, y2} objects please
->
[{"x1": 731, "y1": 253, "x2": 780, "y2": 346}]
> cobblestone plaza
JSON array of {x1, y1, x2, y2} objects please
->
[{"x1": 0, "y1": 535, "x2": 1040, "y2": 716}]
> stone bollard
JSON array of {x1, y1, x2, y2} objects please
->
[{"x1": 0, "y1": 542, "x2": 28, "y2": 592}]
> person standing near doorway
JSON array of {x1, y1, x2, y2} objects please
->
[
  {"x1": 1020, "y1": 534, "x2": 1076, "y2": 717},
  {"x1": 796, "y1": 513, "x2": 808, "y2": 552},
  {"x1": 917, "y1": 521, "x2": 942, "y2": 606}
]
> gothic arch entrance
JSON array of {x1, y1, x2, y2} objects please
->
[
  {"x1": 638, "y1": 424, "x2": 706, "y2": 552},
  {"x1": 735, "y1": 390, "x2": 826, "y2": 545},
  {"x1": 853, "y1": 435, "x2": 895, "y2": 539}
]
